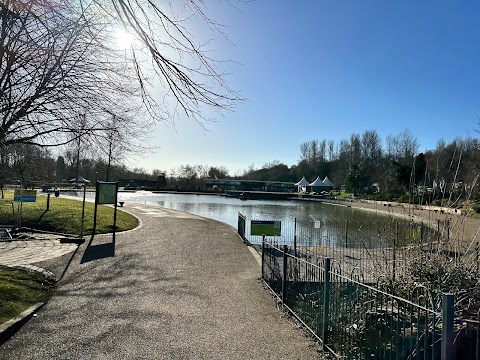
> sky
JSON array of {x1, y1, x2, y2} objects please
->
[{"x1": 134, "y1": 1, "x2": 480, "y2": 177}]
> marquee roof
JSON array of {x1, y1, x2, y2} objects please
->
[
  {"x1": 294, "y1": 176, "x2": 310, "y2": 186},
  {"x1": 322, "y1": 176, "x2": 334, "y2": 187},
  {"x1": 309, "y1": 176, "x2": 327, "y2": 187}
]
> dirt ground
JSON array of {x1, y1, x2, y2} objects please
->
[{"x1": 348, "y1": 200, "x2": 480, "y2": 245}]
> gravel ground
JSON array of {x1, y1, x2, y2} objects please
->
[
  {"x1": 0, "y1": 204, "x2": 327, "y2": 359},
  {"x1": 347, "y1": 200, "x2": 480, "y2": 243}
]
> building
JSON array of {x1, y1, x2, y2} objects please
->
[
  {"x1": 118, "y1": 175, "x2": 166, "y2": 190},
  {"x1": 205, "y1": 179, "x2": 295, "y2": 192}
]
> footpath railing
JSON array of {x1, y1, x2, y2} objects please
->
[
  {"x1": 239, "y1": 213, "x2": 480, "y2": 357},
  {"x1": 261, "y1": 239, "x2": 457, "y2": 359},
  {"x1": 238, "y1": 213, "x2": 454, "y2": 281}
]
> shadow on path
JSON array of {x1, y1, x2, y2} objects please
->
[{"x1": 80, "y1": 232, "x2": 116, "y2": 264}]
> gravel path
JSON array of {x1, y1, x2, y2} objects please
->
[
  {"x1": 347, "y1": 200, "x2": 480, "y2": 243},
  {"x1": 0, "y1": 204, "x2": 324, "y2": 359}
]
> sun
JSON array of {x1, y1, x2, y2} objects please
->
[{"x1": 115, "y1": 28, "x2": 134, "y2": 49}]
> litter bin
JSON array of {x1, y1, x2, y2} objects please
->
[{"x1": 54, "y1": 189, "x2": 60, "y2": 197}]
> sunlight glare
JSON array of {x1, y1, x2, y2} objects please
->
[{"x1": 115, "y1": 28, "x2": 134, "y2": 49}]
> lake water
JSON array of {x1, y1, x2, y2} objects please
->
[
  {"x1": 78, "y1": 191, "x2": 390, "y2": 228},
  {"x1": 74, "y1": 191, "x2": 414, "y2": 246}
]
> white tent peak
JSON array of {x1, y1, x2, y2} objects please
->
[
  {"x1": 322, "y1": 176, "x2": 334, "y2": 187},
  {"x1": 295, "y1": 176, "x2": 310, "y2": 186},
  {"x1": 309, "y1": 176, "x2": 326, "y2": 186}
]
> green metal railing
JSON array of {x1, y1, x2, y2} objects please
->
[{"x1": 262, "y1": 239, "x2": 458, "y2": 359}]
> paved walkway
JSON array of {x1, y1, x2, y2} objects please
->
[
  {"x1": 0, "y1": 239, "x2": 77, "y2": 267},
  {"x1": 0, "y1": 204, "x2": 323, "y2": 359}
]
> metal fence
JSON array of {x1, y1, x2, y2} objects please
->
[
  {"x1": 242, "y1": 212, "x2": 480, "y2": 358},
  {"x1": 262, "y1": 239, "x2": 458, "y2": 359},
  {"x1": 238, "y1": 212, "x2": 246, "y2": 242},
  {"x1": 240, "y1": 213, "x2": 454, "y2": 281}
]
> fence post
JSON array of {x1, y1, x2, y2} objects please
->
[
  {"x1": 294, "y1": 218, "x2": 297, "y2": 257},
  {"x1": 476, "y1": 241, "x2": 479, "y2": 275},
  {"x1": 46, "y1": 192, "x2": 50, "y2": 211},
  {"x1": 237, "y1": 212, "x2": 246, "y2": 241},
  {"x1": 447, "y1": 218, "x2": 450, "y2": 241},
  {"x1": 282, "y1": 244, "x2": 288, "y2": 307},
  {"x1": 261, "y1": 235, "x2": 266, "y2": 280},
  {"x1": 441, "y1": 293, "x2": 455, "y2": 360},
  {"x1": 322, "y1": 257, "x2": 331, "y2": 348},
  {"x1": 437, "y1": 219, "x2": 441, "y2": 242},
  {"x1": 393, "y1": 222, "x2": 398, "y2": 282},
  {"x1": 345, "y1": 220, "x2": 348, "y2": 248}
]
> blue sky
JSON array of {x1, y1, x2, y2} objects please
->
[{"x1": 136, "y1": 1, "x2": 480, "y2": 176}]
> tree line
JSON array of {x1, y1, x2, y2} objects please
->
[
  {"x1": 240, "y1": 129, "x2": 480, "y2": 201},
  {"x1": 2, "y1": 129, "x2": 479, "y2": 203}
]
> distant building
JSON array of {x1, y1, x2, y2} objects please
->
[
  {"x1": 118, "y1": 175, "x2": 166, "y2": 189},
  {"x1": 205, "y1": 179, "x2": 295, "y2": 192}
]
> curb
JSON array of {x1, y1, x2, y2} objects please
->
[{"x1": 0, "y1": 302, "x2": 44, "y2": 346}]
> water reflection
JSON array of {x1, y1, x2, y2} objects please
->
[{"x1": 78, "y1": 191, "x2": 396, "y2": 229}]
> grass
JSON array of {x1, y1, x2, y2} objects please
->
[
  {"x1": 0, "y1": 191, "x2": 139, "y2": 325},
  {"x1": 0, "y1": 267, "x2": 54, "y2": 324},
  {"x1": 336, "y1": 192, "x2": 354, "y2": 199},
  {"x1": 0, "y1": 191, "x2": 138, "y2": 235}
]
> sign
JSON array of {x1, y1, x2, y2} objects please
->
[
  {"x1": 92, "y1": 181, "x2": 119, "y2": 237},
  {"x1": 14, "y1": 190, "x2": 36, "y2": 202},
  {"x1": 250, "y1": 220, "x2": 281, "y2": 236},
  {"x1": 97, "y1": 182, "x2": 117, "y2": 204}
]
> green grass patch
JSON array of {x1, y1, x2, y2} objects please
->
[
  {"x1": 0, "y1": 192, "x2": 138, "y2": 235},
  {"x1": 0, "y1": 267, "x2": 54, "y2": 324},
  {"x1": 336, "y1": 192, "x2": 354, "y2": 199}
]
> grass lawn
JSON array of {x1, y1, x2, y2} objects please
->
[
  {"x1": 0, "y1": 191, "x2": 138, "y2": 235},
  {"x1": 0, "y1": 191, "x2": 139, "y2": 325},
  {"x1": 336, "y1": 192, "x2": 354, "y2": 199},
  {"x1": 0, "y1": 267, "x2": 54, "y2": 324}
]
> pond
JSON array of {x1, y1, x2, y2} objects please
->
[
  {"x1": 110, "y1": 191, "x2": 391, "y2": 226},
  {"x1": 75, "y1": 191, "x2": 413, "y2": 246}
]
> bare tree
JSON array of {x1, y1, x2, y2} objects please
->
[
  {"x1": 96, "y1": 0, "x2": 244, "y2": 124},
  {"x1": 327, "y1": 140, "x2": 336, "y2": 161},
  {"x1": 349, "y1": 133, "x2": 361, "y2": 165},
  {"x1": 361, "y1": 130, "x2": 382, "y2": 166},
  {"x1": 0, "y1": 1, "x2": 145, "y2": 147},
  {"x1": 0, "y1": 1, "x2": 242, "y2": 148}
]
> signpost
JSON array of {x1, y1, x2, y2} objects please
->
[
  {"x1": 14, "y1": 190, "x2": 36, "y2": 203},
  {"x1": 250, "y1": 220, "x2": 281, "y2": 236},
  {"x1": 92, "y1": 181, "x2": 119, "y2": 235},
  {"x1": 13, "y1": 189, "x2": 37, "y2": 227}
]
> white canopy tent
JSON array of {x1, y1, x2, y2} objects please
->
[
  {"x1": 295, "y1": 176, "x2": 310, "y2": 193},
  {"x1": 322, "y1": 176, "x2": 334, "y2": 189},
  {"x1": 308, "y1": 176, "x2": 329, "y2": 192}
]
